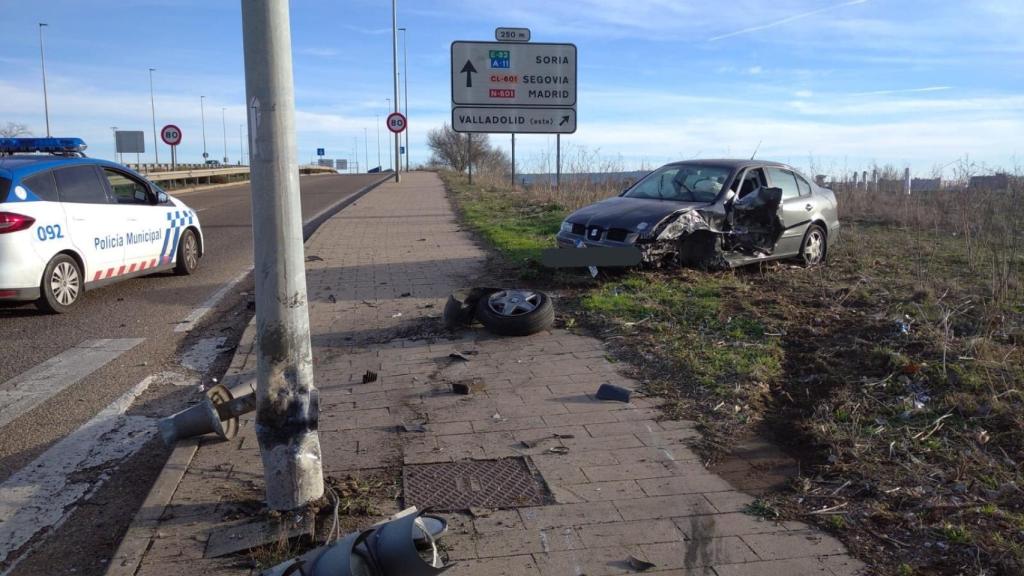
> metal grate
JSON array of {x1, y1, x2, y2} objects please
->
[{"x1": 402, "y1": 458, "x2": 551, "y2": 511}]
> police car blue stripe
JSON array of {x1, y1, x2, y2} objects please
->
[{"x1": 168, "y1": 227, "x2": 181, "y2": 262}]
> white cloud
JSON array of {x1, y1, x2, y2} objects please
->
[{"x1": 709, "y1": 0, "x2": 869, "y2": 41}]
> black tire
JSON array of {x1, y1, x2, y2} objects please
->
[
  {"x1": 799, "y1": 224, "x2": 827, "y2": 267},
  {"x1": 475, "y1": 289, "x2": 555, "y2": 336},
  {"x1": 175, "y1": 229, "x2": 200, "y2": 275},
  {"x1": 36, "y1": 254, "x2": 83, "y2": 314},
  {"x1": 442, "y1": 287, "x2": 500, "y2": 329}
]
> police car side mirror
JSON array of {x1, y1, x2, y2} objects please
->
[{"x1": 157, "y1": 191, "x2": 168, "y2": 204}]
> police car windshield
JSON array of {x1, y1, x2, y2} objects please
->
[{"x1": 623, "y1": 164, "x2": 731, "y2": 203}]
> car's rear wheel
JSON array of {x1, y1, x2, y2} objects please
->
[
  {"x1": 799, "y1": 224, "x2": 827, "y2": 267},
  {"x1": 37, "y1": 254, "x2": 82, "y2": 314},
  {"x1": 175, "y1": 229, "x2": 200, "y2": 275}
]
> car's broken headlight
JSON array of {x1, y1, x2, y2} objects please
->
[
  {"x1": 655, "y1": 211, "x2": 702, "y2": 241},
  {"x1": 560, "y1": 220, "x2": 574, "y2": 233}
]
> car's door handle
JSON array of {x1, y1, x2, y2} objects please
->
[{"x1": 805, "y1": 204, "x2": 813, "y2": 211}]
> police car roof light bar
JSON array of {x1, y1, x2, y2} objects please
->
[{"x1": 0, "y1": 137, "x2": 88, "y2": 156}]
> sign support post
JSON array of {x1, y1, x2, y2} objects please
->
[
  {"x1": 467, "y1": 133, "x2": 473, "y2": 185},
  {"x1": 556, "y1": 134, "x2": 561, "y2": 189},
  {"x1": 240, "y1": 0, "x2": 324, "y2": 511},
  {"x1": 511, "y1": 133, "x2": 515, "y2": 188}
]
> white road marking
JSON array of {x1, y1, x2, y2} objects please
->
[
  {"x1": 174, "y1": 267, "x2": 252, "y2": 333},
  {"x1": 0, "y1": 374, "x2": 157, "y2": 571},
  {"x1": 0, "y1": 338, "x2": 145, "y2": 431},
  {"x1": 180, "y1": 337, "x2": 228, "y2": 373}
]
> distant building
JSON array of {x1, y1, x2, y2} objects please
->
[{"x1": 969, "y1": 173, "x2": 1009, "y2": 190}]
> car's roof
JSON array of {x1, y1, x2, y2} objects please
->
[
  {"x1": 665, "y1": 159, "x2": 790, "y2": 170},
  {"x1": 0, "y1": 155, "x2": 130, "y2": 179}
]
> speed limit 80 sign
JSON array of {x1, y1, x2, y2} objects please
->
[
  {"x1": 160, "y1": 124, "x2": 182, "y2": 146},
  {"x1": 386, "y1": 112, "x2": 407, "y2": 134}
]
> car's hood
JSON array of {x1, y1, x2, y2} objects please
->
[{"x1": 566, "y1": 196, "x2": 708, "y2": 231}]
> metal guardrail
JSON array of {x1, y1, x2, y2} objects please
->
[{"x1": 122, "y1": 164, "x2": 337, "y2": 190}]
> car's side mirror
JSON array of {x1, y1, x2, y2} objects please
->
[{"x1": 157, "y1": 191, "x2": 168, "y2": 204}]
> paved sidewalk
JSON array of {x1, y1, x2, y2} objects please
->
[{"x1": 112, "y1": 172, "x2": 865, "y2": 575}]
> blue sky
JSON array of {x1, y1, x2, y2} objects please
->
[{"x1": 1, "y1": 0, "x2": 1022, "y2": 177}]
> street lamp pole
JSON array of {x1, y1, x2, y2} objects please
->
[
  {"x1": 399, "y1": 27, "x2": 409, "y2": 172},
  {"x1": 38, "y1": 23, "x2": 51, "y2": 137},
  {"x1": 376, "y1": 112, "x2": 381, "y2": 170},
  {"x1": 239, "y1": 124, "x2": 244, "y2": 165},
  {"x1": 240, "y1": 0, "x2": 324, "y2": 511},
  {"x1": 149, "y1": 68, "x2": 159, "y2": 165},
  {"x1": 390, "y1": 0, "x2": 400, "y2": 183},
  {"x1": 384, "y1": 100, "x2": 391, "y2": 171},
  {"x1": 201, "y1": 95, "x2": 208, "y2": 161},
  {"x1": 363, "y1": 127, "x2": 369, "y2": 174},
  {"x1": 111, "y1": 126, "x2": 118, "y2": 163},
  {"x1": 221, "y1": 107, "x2": 228, "y2": 164}
]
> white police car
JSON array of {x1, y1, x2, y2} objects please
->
[{"x1": 0, "y1": 137, "x2": 203, "y2": 313}]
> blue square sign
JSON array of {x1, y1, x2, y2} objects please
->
[
  {"x1": 317, "y1": 148, "x2": 325, "y2": 156},
  {"x1": 489, "y1": 50, "x2": 510, "y2": 69}
]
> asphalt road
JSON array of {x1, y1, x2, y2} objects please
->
[{"x1": 0, "y1": 172, "x2": 386, "y2": 574}]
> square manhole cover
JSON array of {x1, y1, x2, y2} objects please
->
[{"x1": 403, "y1": 457, "x2": 551, "y2": 511}]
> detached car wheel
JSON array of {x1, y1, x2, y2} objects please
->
[
  {"x1": 37, "y1": 254, "x2": 83, "y2": 314},
  {"x1": 442, "y1": 287, "x2": 500, "y2": 329},
  {"x1": 175, "y1": 229, "x2": 200, "y2": 275},
  {"x1": 475, "y1": 289, "x2": 554, "y2": 336},
  {"x1": 800, "y1": 224, "x2": 827, "y2": 267}
]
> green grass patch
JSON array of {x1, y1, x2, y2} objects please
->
[{"x1": 441, "y1": 171, "x2": 565, "y2": 268}]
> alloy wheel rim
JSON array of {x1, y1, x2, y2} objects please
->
[
  {"x1": 487, "y1": 290, "x2": 540, "y2": 316},
  {"x1": 805, "y1": 231, "x2": 823, "y2": 263},
  {"x1": 51, "y1": 261, "x2": 80, "y2": 306},
  {"x1": 184, "y1": 233, "x2": 198, "y2": 269}
]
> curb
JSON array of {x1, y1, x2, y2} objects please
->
[{"x1": 103, "y1": 174, "x2": 392, "y2": 576}]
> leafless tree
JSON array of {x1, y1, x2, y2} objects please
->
[
  {"x1": 0, "y1": 122, "x2": 31, "y2": 137},
  {"x1": 426, "y1": 123, "x2": 509, "y2": 175}
]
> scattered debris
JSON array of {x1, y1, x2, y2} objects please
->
[
  {"x1": 362, "y1": 370, "x2": 378, "y2": 384},
  {"x1": 400, "y1": 292, "x2": 412, "y2": 297},
  {"x1": 448, "y1": 351, "x2": 471, "y2": 362},
  {"x1": 450, "y1": 380, "x2": 483, "y2": 395},
  {"x1": 596, "y1": 383, "x2": 632, "y2": 403},
  {"x1": 627, "y1": 555, "x2": 657, "y2": 571},
  {"x1": 327, "y1": 294, "x2": 337, "y2": 304},
  {"x1": 546, "y1": 446, "x2": 570, "y2": 455},
  {"x1": 520, "y1": 433, "x2": 575, "y2": 449},
  {"x1": 304, "y1": 255, "x2": 324, "y2": 262},
  {"x1": 400, "y1": 422, "x2": 427, "y2": 433},
  {"x1": 391, "y1": 312, "x2": 403, "y2": 318}
]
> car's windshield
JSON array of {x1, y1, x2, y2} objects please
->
[{"x1": 623, "y1": 164, "x2": 731, "y2": 203}]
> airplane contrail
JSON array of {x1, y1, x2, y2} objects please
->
[
  {"x1": 852, "y1": 86, "x2": 952, "y2": 96},
  {"x1": 709, "y1": 0, "x2": 869, "y2": 41}
]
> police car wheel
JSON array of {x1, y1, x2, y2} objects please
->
[
  {"x1": 37, "y1": 254, "x2": 82, "y2": 314},
  {"x1": 175, "y1": 229, "x2": 200, "y2": 275}
]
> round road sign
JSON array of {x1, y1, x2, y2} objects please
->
[
  {"x1": 386, "y1": 112, "x2": 407, "y2": 134},
  {"x1": 161, "y1": 124, "x2": 182, "y2": 146}
]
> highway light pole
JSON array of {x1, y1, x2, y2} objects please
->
[
  {"x1": 384, "y1": 99, "x2": 391, "y2": 171},
  {"x1": 239, "y1": 124, "x2": 244, "y2": 165},
  {"x1": 200, "y1": 96, "x2": 208, "y2": 161},
  {"x1": 363, "y1": 127, "x2": 369, "y2": 173},
  {"x1": 111, "y1": 126, "x2": 118, "y2": 163},
  {"x1": 376, "y1": 112, "x2": 381, "y2": 170},
  {"x1": 391, "y1": 0, "x2": 400, "y2": 182},
  {"x1": 240, "y1": 0, "x2": 324, "y2": 511},
  {"x1": 399, "y1": 27, "x2": 409, "y2": 172},
  {"x1": 221, "y1": 106, "x2": 228, "y2": 164},
  {"x1": 149, "y1": 68, "x2": 159, "y2": 164},
  {"x1": 38, "y1": 23, "x2": 51, "y2": 137}
]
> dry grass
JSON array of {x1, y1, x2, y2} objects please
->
[{"x1": 445, "y1": 165, "x2": 1024, "y2": 575}]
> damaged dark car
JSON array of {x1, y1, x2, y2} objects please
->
[{"x1": 555, "y1": 160, "x2": 840, "y2": 269}]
